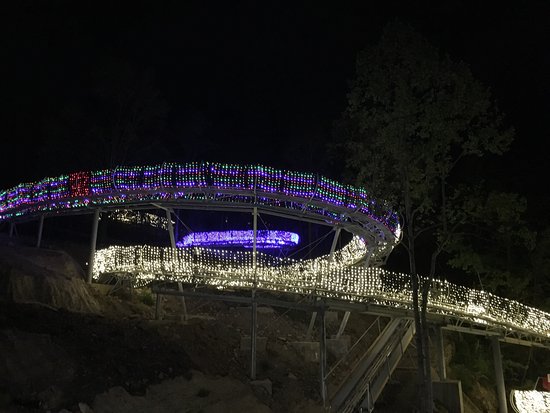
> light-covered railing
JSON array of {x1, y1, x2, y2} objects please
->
[
  {"x1": 510, "y1": 390, "x2": 550, "y2": 413},
  {"x1": 93, "y1": 244, "x2": 550, "y2": 341},
  {"x1": 0, "y1": 162, "x2": 399, "y2": 246}
]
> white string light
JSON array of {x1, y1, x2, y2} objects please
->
[
  {"x1": 93, "y1": 241, "x2": 550, "y2": 340},
  {"x1": 511, "y1": 390, "x2": 550, "y2": 413}
]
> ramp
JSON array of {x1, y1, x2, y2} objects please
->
[{"x1": 330, "y1": 317, "x2": 415, "y2": 413}]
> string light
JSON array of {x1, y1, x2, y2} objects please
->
[
  {"x1": 177, "y1": 230, "x2": 300, "y2": 249},
  {"x1": 0, "y1": 162, "x2": 400, "y2": 246},
  {"x1": 69, "y1": 172, "x2": 91, "y2": 197},
  {"x1": 107, "y1": 209, "x2": 170, "y2": 230},
  {"x1": 511, "y1": 390, "x2": 550, "y2": 412},
  {"x1": 92, "y1": 240, "x2": 550, "y2": 340}
]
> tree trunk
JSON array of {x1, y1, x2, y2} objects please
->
[
  {"x1": 407, "y1": 223, "x2": 431, "y2": 412},
  {"x1": 421, "y1": 280, "x2": 433, "y2": 413}
]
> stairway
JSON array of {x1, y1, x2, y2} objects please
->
[{"x1": 329, "y1": 317, "x2": 415, "y2": 413}]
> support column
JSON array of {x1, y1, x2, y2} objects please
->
[
  {"x1": 319, "y1": 307, "x2": 327, "y2": 406},
  {"x1": 166, "y1": 209, "x2": 176, "y2": 248},
  {"x1": 9, "y1": 222, "x2": 15, "y2": 238},
  {"x1": 328, "y1": 228, "x2": 341, "y2": 263},
  {"x1": 491, "y1": 337, "x2": 508, "y2": 413},
  {"x1": 155, "y1": 292, "x2": 162, "y2": 320},
  {"x1": 307, "y1": 228, "x2": 341, "y2": 337},
  {"x1": 166, "y1": 208, "x2": 188, "y2": 321},
  {"x1": 86, "y1": 209, "x2": 100, "y2": 284},
  {"x1": 306, "y1": 312, "x2": 317, "y2": 338},
  {"x1": 336, "y1": 311, "x2": 351, "y2": 338},
  {"x1": 436, "y1": 326, "x2": 447, "y2": 380},
  {"x1": 36, "y1": 215, "x2": 44, "y2": 248},
  {"x1": 251, "y1": 289, "x2": 258, "y2": 380},
  {"x1": 252, "y1": 207, "x2": 258, "y2": 270},
  {"x1": 250, "y1": 206, "x2": 258, "y2": 380}
]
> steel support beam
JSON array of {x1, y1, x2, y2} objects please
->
[
  {"x1": 251, "y1": 290, "x2": 258, "y2": 380},
  {"x1": 86, "y1": 209, "x2": 100, "y2": 284},
  {"x1": 36, "y1": 215, "x2": 44, "y2": 248},
  {"x1": 306, "y1": 312, "x2": 317, "y2": 338},
  {"x1": 308, "y1": 228, "x2": 341, "y2": 337},
  {"x1": 491, "y1": 336, "x2": 508, "y2": 413},
  {"x1": 252, "y1": 206, "x2": 258, "y2": 270},
  {"x1": 166, "y1": 208, "x2": 188, "y2": 321},
  {"x1": 436, "y1": 325, "x2": 447, "y2": 380},
  {"x1": 319, "y1": 307, "x2": 327, "y2": 406},
  {"x1": 166, "y1": 209, "x2": 176, "y2": 248},
  {"x1": 155, "y1": 292, "x2": 162, "y2": 320},
  {"x1": 336, "y1": 311, "x2": 351, "y2": 339},
  {"x1": 250, "y1": 206, "x2": 258, "y2": 380},
  {"x1": 9, "y1": 222, "x2": 15, "y2": 238},
  {"x1": 151, "y1": 288, "x2": 318, "y2": 312}
]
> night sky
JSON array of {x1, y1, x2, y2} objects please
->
[{"x1": 4, "y1": 1, "x2": 550, "y2": 205}]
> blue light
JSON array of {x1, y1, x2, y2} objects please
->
[{"x1": 177, "y1": 230, "x2": 300, "y2": 249}]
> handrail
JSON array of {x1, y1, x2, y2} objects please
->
[{"x1": 0, "y1": 162, "x2": 399, "y2": 239}]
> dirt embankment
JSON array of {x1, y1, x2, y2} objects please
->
[{"x1": 0, "y1": 243, "x2": 321, "y2": 412}]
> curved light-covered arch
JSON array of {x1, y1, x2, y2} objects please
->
[{"x1": 0, "y1": 162, "x2": 400, "y2": 262}]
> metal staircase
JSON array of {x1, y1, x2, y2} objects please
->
[{"x1": 329, "y1": 317, "x2": 415, "y2": 413}]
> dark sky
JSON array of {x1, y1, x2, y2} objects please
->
[{"x1": 4, "y1": 1, "x2": 550, "y2": 201}]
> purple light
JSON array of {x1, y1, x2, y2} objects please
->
[
  {"x1": 177, "y1": 230, "x2": 300, "y2": 249},
  {"x1": 0, "y1": 162, "x2": 400, "y2": 236}
]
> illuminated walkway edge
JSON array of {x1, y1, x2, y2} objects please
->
[{"x1": 93, "y1": 244, "x2": 550, "y2": 345}]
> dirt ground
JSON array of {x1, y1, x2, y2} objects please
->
[
  {"x1": 0, "y1": 287, "x2": 327, "y2": 413},
  {"x1": 0, "y1": 235, "x2": 500, "y2": 413}
]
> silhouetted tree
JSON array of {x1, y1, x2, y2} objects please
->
[{"x1": 335, "y1": 20, "x2": 513, "y2": 412}]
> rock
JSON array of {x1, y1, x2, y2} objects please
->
[
  {"x1": 288, "y1": 372, "x2": 297, "y2": 380},
  {"x1": 251, "y1": 379, "x2": 272, "y2": 396},
  {"x1": 37, "y1": 386, "x2": 64, "y2": 410},
  {"x1": 78, "y1": 402, "x2": 94, "y2": 413},
  {"x1": 250, "y1": 378, "x2": 273, "y2": 405},
  {"x1": 0, "y1": 245, "x2": 102, "y2": 314}
]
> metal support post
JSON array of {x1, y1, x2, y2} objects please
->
[
  {"x1": 307, "y1": 228, "x2": 341, "y2": 337},
  {"x1": 9, "y1": 222, "x2": 15, "y2": 238},
  {"x1": 251, "y1": 289, "x2": 258, "y2": 380},
  {"x1": 306, "y1": 312, "x2": 317, "y2": 338},
  {"x1": 250, "y1": 206, "x2": 258, "y2": 380},
  {"x1": 155, "y1": 292, "x2": 162, "y2": 320},
  {"x1": 336, "y1": 311, "x2": 351, "y2": 338},
  {"x1": 252, "y1": 207, "x2": 258, "y2": 270},
  {"x1": 363, "y1": 242, "x2": 374, "y2": 267},
  {"x1": 178, "y1": 282, "x2": 188, "y2": 322},
  {"x1": 86, "y1": 209, "x2": 100, "y2": 284},
  {"x1": 166, "y1": 209, "x2": 176, "y2": 248},
  {"x1": 36, "y1": 215, "x2": 44, "y2": 248},
  {"x1": 491, "y1": 337, "x2": 508, "y2": 413},
  {"x1": 436, "y1": 325, "x2": 447, "y2": 380},
  {"x1": 328, "y1": 228, "x2": 341, "y2": 263},
  {"x1": 320, "y1": 307, "x2": 327, "y2": 406},
  {"x1": 166, "y1": 208, "x2": 188, "y2": 321}
]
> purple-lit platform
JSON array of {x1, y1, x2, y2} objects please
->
[{"x1": 177, "y1": 230, "x2": 300, "y2": 249}]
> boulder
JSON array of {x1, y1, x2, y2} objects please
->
[{"x1": 0, "y1": 245, "x2": 102, "y2": 314}]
